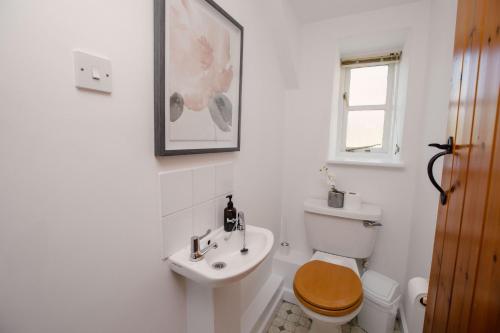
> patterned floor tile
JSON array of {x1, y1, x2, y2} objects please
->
[
  {"x1": 295, "y1": 327, "x2": 309, "y2": 333},
  {"x1": 268, "y1": 301, "x2": 310, "y2": 333},
  {"x1": 284, "y1": 321, "x2": 296, "y2": 332},
  {"x1": 272, "y1": 317, "x2": 285, "y2": 327},
  {"x1": 267, "y1": 300, "x2": 402, "y2": 333},
  {"x1": 290, "y1": 304, "x2": 302, "y2": 315}
]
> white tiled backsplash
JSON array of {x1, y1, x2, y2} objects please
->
[{"x1": 160, "y1": 163, "x2": 234, "y2": 259}]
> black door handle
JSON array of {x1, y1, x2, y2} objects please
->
[{"x1": 427, "y1": 137, "x2": 454, "y2": 205}]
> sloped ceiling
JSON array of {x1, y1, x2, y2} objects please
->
[{"x1": 289, "y1": 0, "x2": 420, "y2": 23}]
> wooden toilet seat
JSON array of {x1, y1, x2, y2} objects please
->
[{"x1": 293, "y1": 260, "x2": 363, "y2": 317}]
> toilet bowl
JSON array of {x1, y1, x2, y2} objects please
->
[
  {"x1": 296, "y1": 199, "x2": 383, "y2": 332},
  {"x1": 293, "y1": 251, "x2": 363, "y2": 332}
]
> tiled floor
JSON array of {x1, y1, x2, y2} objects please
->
[
  {"x1": 267, "y1": 301, "x2": 312, "y2": 333},
  {"x1": 267, "y1": 301, "x2": 402, "y2": 333}
]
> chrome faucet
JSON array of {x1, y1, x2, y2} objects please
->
[
  {"x1": 237, "y1": 212, "x2": 248, "y2": 254},
  {"x1": 190, "y1": 229, "x2": 218, "y2": 262},
  {"x1": 222, "y1": 211, "x2": 249, "y2": 254}
]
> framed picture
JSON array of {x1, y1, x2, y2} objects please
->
[{"x1": 154, "y1": 0, "x2": 244, "y2": 156}]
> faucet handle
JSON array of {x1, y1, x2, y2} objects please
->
[
  {"x1": 198, "y1": 229, "x2": 211, "y2": 240},
  {"x1": 191, "y1": 229, "x2": 211, "y2": 252}
]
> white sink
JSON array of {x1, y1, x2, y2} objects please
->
[{"x1": 168, "y1": 225, "x2": 274, "y2": 287}]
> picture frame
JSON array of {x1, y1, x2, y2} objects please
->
[{"x1": 154, "y1": 0, "x2": 244, "y2": 156}]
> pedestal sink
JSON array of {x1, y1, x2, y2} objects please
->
[{"x1": 168, "y1": 225, "x2": 274, "y2": 333}]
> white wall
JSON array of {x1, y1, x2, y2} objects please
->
[
  {"x1": 263, "y1": 0, "x2": 301, "y2": 89},
  {"x1": 0, "y1": 0, "x2": 287, "y2": 332},
  {"x1": 405, "y1": 0, "x2": 457, "y2": 283},
  {"x1": 281, "y1": 1, "x2": 434, "y2": 287}
]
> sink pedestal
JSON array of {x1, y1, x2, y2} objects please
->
[
  {"x1": 168, "y1": 225, "x2": 274, "y2": 333},
  {"x1": 186, "y1": 280, "x2": 241, "y2": 333}
]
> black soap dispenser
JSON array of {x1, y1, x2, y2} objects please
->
[{"x1": 224, "y1": 195, "x2": 237, "y2": 232}]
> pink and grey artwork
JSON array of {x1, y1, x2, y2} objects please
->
[{"x1": 168, "y1": 0, "x2": 241, "y2": 143}]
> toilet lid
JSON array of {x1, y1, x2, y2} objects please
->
[{"x1": 294, "y1": 260, "x2": 363, "y2": 311}]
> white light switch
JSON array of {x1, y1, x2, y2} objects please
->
[
  {"x1": 91, "y1": 68, "x2": 101, "y2": 80},
  {"x1": 73, "y1": 50, "x2": 112, "y2": 93}
]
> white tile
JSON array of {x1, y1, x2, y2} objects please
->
[
  {"x1": 162, "y1": 209, "x2": 192, "y2": 259},
  {"x1": 160, "y1": 169, "x2": 193, "y2": 216},
  {"x1": 295, "y1": 327, "x2": 309, "y2": 333},
  {"x1": 215, "y1": 163, "x2": 234, "y2": 196},
  {"x1": 268, "y1": 326, "x2": 281, "y2": 333},
  {"x1": 291, "y1": 304, "x2": 302, "y2": 315},
  {"x1": 298, "y1": 317, "x2": 309, "y2": 328},
  {"x1": 283, "y1": 321, "x2": 296, "y2": 332},
  {"x1": 215, "y1": 195, "x2": 231, "y2": 229},
  {"x1": 272, "y1": 317, "x2": 285, "y2": 327},
  {"x1": 193, "y1": 200, "x2": 216, "y2": 236},
  {"x1": 287, "y1": 313, "x2": 300, "y2": 323},
  {"x1": 277, "y1": 308, "x2": 288, "y2": 319},
  {"x1": 193, "y1": 165, "x2": 216, "y2": 204}
]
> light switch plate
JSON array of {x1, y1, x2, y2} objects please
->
[{"x1": 73, "y1": 50, "x2": 112, "y2": 93}]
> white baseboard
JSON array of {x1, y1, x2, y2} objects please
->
[
  {"x1": 254, "y1": 286, "x2": 299, "y2": 333},
  {"x1": 241, "y1": 274, "x2": 283, "y2": 333},
  {"x1": 255, "y1": 287, "x2": 284, "y2": 333},
  {"x1": 281, "y1": 287, "x2": 298, "y2": 305}
]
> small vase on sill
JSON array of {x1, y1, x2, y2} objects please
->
[{"x1": 328, "y1": 187, "x2": 344, "y2": 208}]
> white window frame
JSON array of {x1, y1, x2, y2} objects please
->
[{"x1": 337, "y1": 61, "x2": 399, "y2": 158}]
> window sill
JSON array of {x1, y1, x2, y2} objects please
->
[{"x1": 327, "y1": 158, "x2": 405, "y2": 169}]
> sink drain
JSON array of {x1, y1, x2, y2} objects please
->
[{"x1": 212, "y1": 262, "x2": 226, "y2": 270}]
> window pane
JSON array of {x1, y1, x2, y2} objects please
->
[
  {"x1": 348, "y1": 65, "x2": 388, "y2": 106},
  {"x1": 346, "y1": 110, "x2": 385, "y2": 150}
]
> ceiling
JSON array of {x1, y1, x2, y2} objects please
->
[{"x1": 289, "y1": 0, "x2": 420, "y2": 23}]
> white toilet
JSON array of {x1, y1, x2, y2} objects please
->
[{"x1": 293, "y1": 198, "x2": 382, "y2": 332}]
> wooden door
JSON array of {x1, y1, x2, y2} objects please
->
[{"x1": 424, "y1": 0, "x2": 500, "y2": 332}]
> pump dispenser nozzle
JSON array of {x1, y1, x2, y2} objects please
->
[{"x1": 226, "y1": 195, "x2": 233, "y2": 208}]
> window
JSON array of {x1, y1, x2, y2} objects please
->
[{"x1": 337, "y1": 52, "x2": 401, "y2": 158}]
